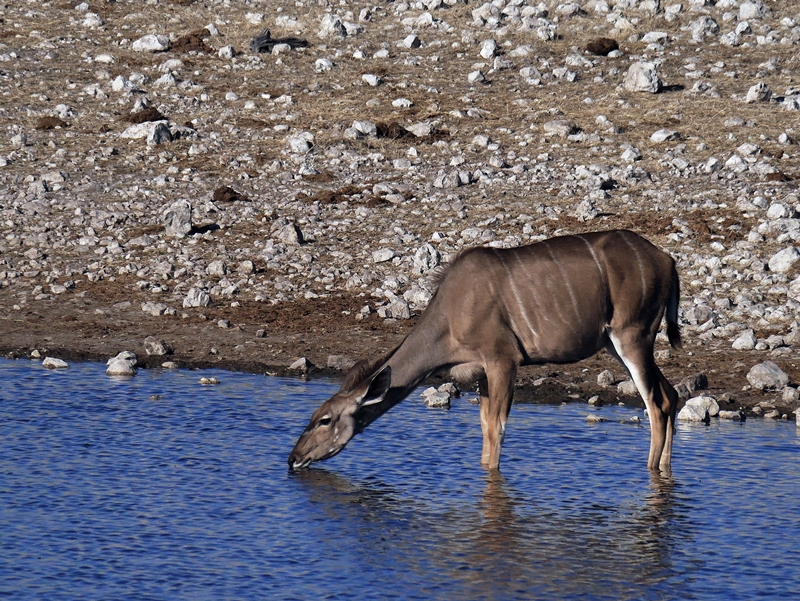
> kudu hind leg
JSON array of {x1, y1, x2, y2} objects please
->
[
  {"x1": 608, "y1": 334, "x2": 674, "y2": 470},
  {"x1": 478, "y1": 363, "x2": 517, "y2": 470}
]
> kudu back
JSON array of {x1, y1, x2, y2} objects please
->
[{"x1": 289, "y1": 230, "x2": 681, "y2": 472}]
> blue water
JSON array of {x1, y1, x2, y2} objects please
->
[{"x1": 0, "y1": 358, "x2": 798, "y2": 600}]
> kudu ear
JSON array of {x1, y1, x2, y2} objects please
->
[{"x1": 356, "y1": 366, "x2": 392, "y2": 407}]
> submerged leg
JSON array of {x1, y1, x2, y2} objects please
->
[
  {"x1": 479, "y1": 361, "x2": 518, "y2": 470},
  {"x1": 608, "y1": 332, "x2": 677, "y2": 471}
]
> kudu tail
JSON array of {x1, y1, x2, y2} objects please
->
[{"x1": 666, "y1": 263, "x2": 682, "y2": 350}]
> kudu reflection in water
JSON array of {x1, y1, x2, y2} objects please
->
[
  {"x1": 292, "y1": 469, "x2": 687, "y2": 599},
  {"x1": 289, "y1": 230, "x2": 681, "y2": 472}
]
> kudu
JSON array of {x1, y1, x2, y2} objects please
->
[{"x1": 288, "y1": 230, "x2": 681, "y2": 472}]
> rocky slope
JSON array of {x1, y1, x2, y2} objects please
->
[{"x1": 1, "y1": 0, "x2": 799, "y2": 419}]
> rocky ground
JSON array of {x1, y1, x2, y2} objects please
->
[{"x1": 2, "y1": 0, "x2": 800, "y2": 421}]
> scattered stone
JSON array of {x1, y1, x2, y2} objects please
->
[
  {"x1": 732, "y1": 330, "x2": 757, "y2": 351},
  {"x1": 199, "y1": 377, "x2": 220, "y2": 385},
  {"x1": 597, "y1": 370, "x2": 617, "y2": 387},
  {"x1": 745, "y1": 82, "x2": 772, "y2": 104},
  {"x1": 543, "y1": 120, "x2": 578, "y2": 137},
  {"x1": 132, "y1": 34, "x2": 171, "y2": 52},
  {"x1": 650, "y1": 129, "x2": 679, "y2": 143},
  {"x1": 623, "y1": 62, "x2": 662, "y2": 93},
  {"x1": 144, "y1": 337, "x2": 172, "y2": 356},
  {"x1": 746, "y1": 361, "x2": 789, "y2": 390},
  {"x1": 617, "y1": 380, "x2": 638, "y2": 396},
  {"x1": 163, "y1": 200, "x2": 192, "y2": 238},
  {"x1": 677, "y1": 402, "x2": 710, "y2": 423},
  {"x1": 686, "y1": 395, "x2": 720, "y2": 417},
  {"x1": 106, "y1": 351, "x2": 137, "y2": 376},
  {"x1": 588, "y1": 395, "x2": 603, "y2": 406},
  {"x1": 719, "y1": 410, "x2": 745, "y2": 421},
  {"x1": 327, "y1": 355, "x2": 355, "y2": 371},
  {"x1": 768, "y1": 247, "x2": 800, "y2": 274},
  {"x1": 421, "y1": 383, "x2": 458, "y2": 408},
  {"x1": 289, "y1": 357, "x2": 312, "y2": 371},
  {"x1": 184, "y1": 288, "x2": 211, "y2": 308},
  {"x1": 42, "y1": 357, "x2": 68, "y2": 369},
  {"x1": 585, "y1": 414, "x2": 605, "y2": 423}
]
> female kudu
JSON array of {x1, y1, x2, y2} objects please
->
[{"x1": 288, "y1": 230, "x2": 681, "y2": 472}]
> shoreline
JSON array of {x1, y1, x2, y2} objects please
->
[{"x1": 3, "y1": 286, "x2": 799, "y2": 421}]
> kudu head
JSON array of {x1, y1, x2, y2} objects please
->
[{"x1": 288, "y1": 363, "x2": 392, "y2": 471}]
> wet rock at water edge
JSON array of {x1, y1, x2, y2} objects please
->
[
  {"x1": 106, "y1": 351, "x2": 138, "y2": 376},
  {"x1": 421, "y1": 383, "x2": 459, "y2": 409},
  {"x1": 719, "y1": 410, "x2": 745, "y2": 421},
  {"x1": 677, "y1": 402, "x2": 710, "y2": 423},
  {"x1": 686, "y1": 395, "x2": 719, "y2": 417},
  {"x1": 42, "y1": 357, "x2": 69, "y2": 369},
  {"x1": 746, "y1": 361, "x2": 789, "y2": 390},
  {"x1": 199, "y1": 377, "x2": 220, "y2": 385},
  {"x1": 289, "y1": 357, "x2": 313, "y2": 372}
]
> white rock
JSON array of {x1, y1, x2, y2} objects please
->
[
  {"x1": 719, "y1": 410, "x2": 745, "y2": 421},
  {"x1": 392, "y1": 97, "x2": 414, "y2": 108},
  {"x1": 315, "y1": 58, "x2": 334, "y2": 72},
  {"x1": 406, "y1": 122, "x2": 433, "y2": 137},
  {"x1": 94, "y1": 53, "x2": 115, "y2": 64},
  {"x1": 42, "y1": 357, "x2": 69, "y2": 369},
  {"x1": 747, "y1": 361, "x2": 789, "y2": 390},
  {"x1": 479, "y1": 39, "x2": 498, "y2": 59},
  {"x1": 468, "y1": 70, "x2": 487, "y2": 84},
  {"x1": 745, "y1": 82, "x2": 772, "y2": 103},
  {"x1": 362, "y1": 74, "x2": 381, "y2": 86},
  {"x1": 623, "y1": 62, "x2": 662, "y2": 93},
  {"x1": 319, "y1": 14, "x2": 347, "y2": 38},
  {"x1": 273, "y1": 223, "x2": 303, "y2": 245},
  {"x1": 106, "y1": 358, "x2": 136, "y2": 376},
  {"x1": 373, "y1": 248, "x2": 395, "y2": 263},
  {"x1": 413, "y1": 244, "x2": 440, "y2": 273},
  {"x1": 287, "y1": 132, "x2": 314, "y2": 153},
  {"x1": 740, "y1": 1, "x2": 768, "y2": 20},
  {"x1": 768, "y1": 247, "x2": 800, "y2": 274},
  {"x1": 650, "y1": 129, "x2": 679, "y2": 143},
  {"x1": 686, "y1": 395, "x2": 720, "y2": 417},
  {"x1": 132, "y1": 34, "x2": 170, "y2": 52},
  {"x1": 183, "y1": 288, "x2": 211, "y2": 308},
  {"x1": 732, "y1": 329, "x2": 757, "y2": 350},
  {"x1": 163, "y1": 199, "x2": 192, "y2": 238},
  {"x1": 111, "y1": 75, "x2": 140, "y2": 93},
  {"x1": 404, "y1": 34, "x2": 421, "y2": 49},
  {"x1": 677, "y1": 403, "x2": 709, "y2": 422},
  {"x1": 218, "y1": 45, "x2": 235, "y2": 59},
  {"x1": 146, "y1": 122, "x2": 173, "y2": 145},
  {"x1": 83, "y1": 12, "x2": 103, "y2": 27}
]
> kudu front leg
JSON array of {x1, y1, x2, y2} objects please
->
[{"x1": 478, "y1": 363, "x2": 517, "y2": 470}]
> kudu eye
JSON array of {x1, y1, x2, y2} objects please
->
[{"x1": 318, "y1": 415, "x2": 332, "y2": 427}]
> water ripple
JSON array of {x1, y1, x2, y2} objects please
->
[{"x1": 1, "y1": 358, "x2": 798, "y2": 600}]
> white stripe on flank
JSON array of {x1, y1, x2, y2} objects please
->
[
  {"x1": 495, "y1": 250, "x2": 538, "y2": 343},
  {"x1": 620, "y1": 231, "x2": 647, "y2": 304},
  {"x1": 577, "y1": 234, "x2": 605, "y2": 283},
  {"x1": 543, "y1": 240, "x2": 585, "y2": 328}
]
